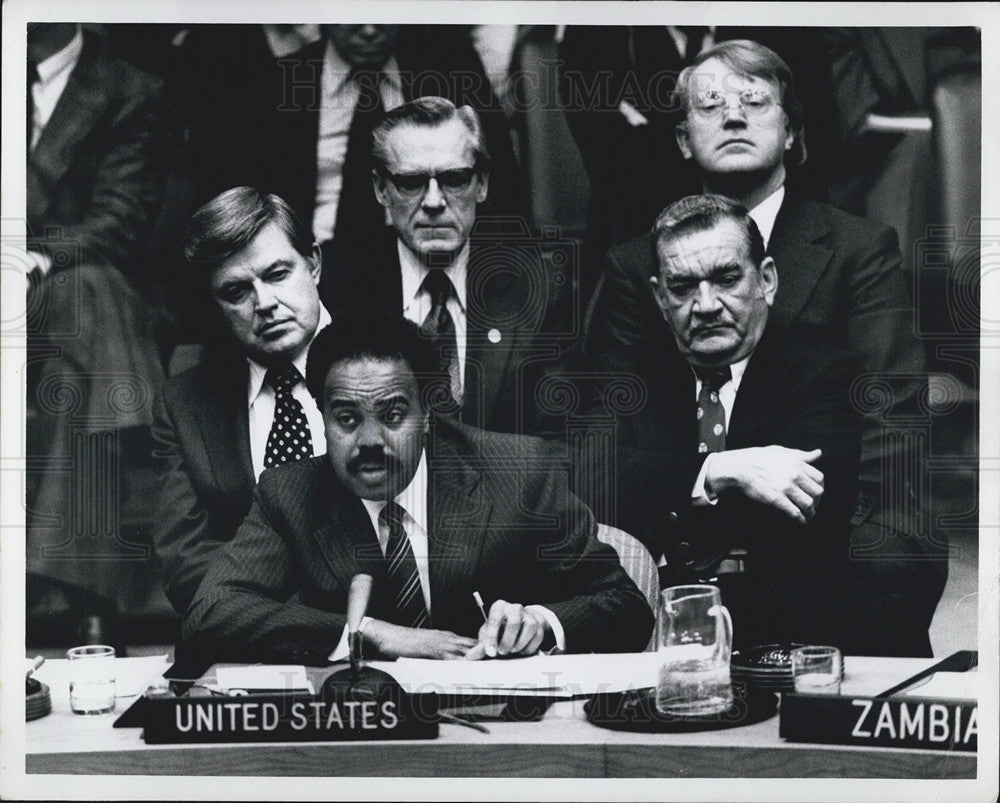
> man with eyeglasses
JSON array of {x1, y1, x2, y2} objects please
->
[
  {"x1": 325, "y1": 96, "x2": 571, "y2": 437},
  {"x1": 585, "y1": 40, "x2": 941, "y2": 658}
]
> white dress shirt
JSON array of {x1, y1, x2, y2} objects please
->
[
  {"x1": 246, "y1": 305, "x2": 331, "y2": 479},
  {"x1": 748, "y1": 184, "x2": 785, "y2": 250},
  {"x1": 398, "y1": 241, "x2": 469, "y2": 396},
  {"x1": 691, "y1": 356, "x2": 751, "y2": 504},
  {"x1": 29, "y1": 24, "x2": 83, "y2": 150},
  {"x1": 329, "y1": 449, "x2": 565, "y2": 660},
  {"x1": 312, "y1": 41, "x2": 405, "y2": 243}
]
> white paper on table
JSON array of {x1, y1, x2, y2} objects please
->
[
  {"x1": 373, "y1": 652, "x2": 661, "y2": 697},
  {"x1": 28, "y1": 655, "x2": 171, "y2": 698},
  {"x1": 903, "y1": 668, "x2": 978, "y2": 700},
  {"x1": 214, "y1": 665, "x2": 315, "y2": 694}
]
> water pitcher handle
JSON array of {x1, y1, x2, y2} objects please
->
[{"x1": 709, "y1": 604, "x2": 733, "y2": 657}]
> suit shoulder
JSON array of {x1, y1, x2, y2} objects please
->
[
  {"x1": 256, "y1": 456, "x2": 329, "y2": 496},
  {"x1": 793, "y1": 197, "x2": 898, "y2": 247},
  {"x1": 607, "y1": 233, "x2": 656, "y2": 276}
]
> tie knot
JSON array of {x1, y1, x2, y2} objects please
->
[
  {"x1": 266, "y1": 364, "x2": 302, "y2": 395},
  {"x1": 422, "y1": 269, "x2": 454, "y2": 304},
  {"x1": 380, "y1": 501, "x2": 406, "y2": 529},
  {"x1": 695, "y1": 366, "x2": 731, "y2": 392}
]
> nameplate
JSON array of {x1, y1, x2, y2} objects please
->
[
  {"x1": 142, "y1": 691, "x2": 439, "y2": 744},
  {"x1": 780, "y1": 694, "x2": 977, "y2": 752}
]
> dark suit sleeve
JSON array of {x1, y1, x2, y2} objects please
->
[
  {"x1": 150, "y1": 388, "x2": 224, "y2": 614},
  {"x1": 182, "y1": 481, "x2": 345, "y2": 666},
  {"x1": 38, "y1": 66, "x2": 165, "y2": 270},
  {"x1": 842, "y1": 224, "x2": 928, "y2": 525},
  {"x1": 518, "y1": 465, "x2": 655, "y2": 653},
  {"x1": 585, "y1": 239, "x2": 657, "y2": 379}
]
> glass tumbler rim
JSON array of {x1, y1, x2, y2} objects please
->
[{"x1": 67, "y1": 644, "x2": 116, "y2": 659}]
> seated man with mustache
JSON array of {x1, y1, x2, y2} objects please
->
[{"x1": 183, "y1": 313, "x2": 652, "y2": 664}]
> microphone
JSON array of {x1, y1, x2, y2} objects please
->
[{"x1": 346, "y1": 574, "x2": 373, "y2": 686}]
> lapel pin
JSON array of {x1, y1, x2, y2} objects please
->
[{"x1": 488, "y1": 328, "x2": 502, "y2": 344}]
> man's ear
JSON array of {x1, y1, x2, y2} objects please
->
[
  {"x1": 309, "y1": 242, "x2": 322, "y2": 284},
  {"x1": 373, "y1": 169, "x2": 390, "y2": 208},
  {"x1": 675, "y1": 123, "x2": 692, "y2": 160},
  {"x1": 475, "y1": 172, "x2": 490, "y2": 204},
  {"x1": 758, "y1": 256, "x2": 778, "y2": 306},
  {"x1": 649, "y1": 274, "x2": 669, "y2": 319}
]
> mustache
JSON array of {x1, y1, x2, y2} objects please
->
[{"x1": 346, "y1": 446, "x2": 403, "y2": 475}]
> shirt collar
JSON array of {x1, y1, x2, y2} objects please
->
[
  {"x1": 398, "y1": 240, "x2": 469, "y2": 314},
  {"x1": 323, "y1": 38, "x2": 402, "y2": 96},
  {"x1": 247, "y1": 303, "x2": 332, "y2": 405},
  {"x1": 748, "y1": 184, "x2": 785, "y2": 249},
  {"x1": 261, "y1": 24, "x2": 322, "y2": 58},
  {"x1": 361, "y1": 449, "x2": 429, "y2": 537},
  {"x1": 690, "y1": 354, "x2": 750, "y2": 391},
  {"x1": 35, "y1": 24, "x2": 83, "y2": 84}
]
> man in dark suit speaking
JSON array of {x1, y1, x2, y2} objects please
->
[
  {"x1": 593, "y1": 195, "x2": 862, "y2": 649},
  {"x1": 325, "y1": 96, "x2": 573, "y2": 437},
  {"x1": 586, "y1": 40, "x2": 941, "y2": 656},
  {"x1": 183, "y1": 314, "x2": 652, "y2": 665}
]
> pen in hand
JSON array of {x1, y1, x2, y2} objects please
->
[{"x1": 472, "y1": 591, "x2": 496, "y2": 658}]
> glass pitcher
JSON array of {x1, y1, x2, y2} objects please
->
[{"x1": 656, "y1": 584, "x2": 733, "y2": 716}]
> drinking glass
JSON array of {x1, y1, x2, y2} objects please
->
[
  {"x1": 791, "y1": 645, "x2": 843, "y2": 694},
  {"x1": 67, "y1": 645, "x2": 116, "y2": 714}
]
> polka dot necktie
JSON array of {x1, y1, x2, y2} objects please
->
[
  {"x1": 263, "y1": 364, "x2": 313, "y2": 469},
  {"x1": 380, "y1": 502, "x2": 430, "y2": 629},
  {"x1": 695, "y1": 366, "x2": 732, "y2": 455}
]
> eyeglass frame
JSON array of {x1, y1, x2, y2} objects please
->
[
  {"x1": 687, "y1": 88, "x2": 783, "y2": 121},
  {"x1": 373, "y1": 160, "x2": 487, "y2": 199}
]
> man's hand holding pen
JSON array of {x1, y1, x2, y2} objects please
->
[{"x1": 465, "y1": 600, "x2": 550, "y2": 660}]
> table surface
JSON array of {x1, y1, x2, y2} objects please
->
[{"x1": 24, "y1": 655, "x2": 977, "y2": 778}]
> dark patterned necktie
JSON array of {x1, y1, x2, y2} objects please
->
[
  {"x1": 263, "y1": 365, "x2": 312, "y2": 469},
  {"x1": 334, "y1": 70, "x2": 387, "y2": 250},
  {"x1": 420, "y1": 270, "x2": 462, "y2": 405},
  {"x1": 695, "y1": 366, "x2": 732, "y2": 454},
  {"x1": 27, "y1": 57, "x2": 39, "y2": 149},
  {"x1": 381, "y1": 502, "x2": 430, "y2": 629}
]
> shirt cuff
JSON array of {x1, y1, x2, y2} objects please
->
[
  {"x1": 327, "y1": 616, "x2": 372, "y2": 662},
  {"x1": 691, "y1": 453, "x2": 720, "y2": 506},
  {"x1": 525, "y1": 605, "x2": 565, "y2": 654}
]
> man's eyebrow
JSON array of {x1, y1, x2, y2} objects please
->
[{"x1": 374, "y1": 394, "x2": 410, "y2": 410}]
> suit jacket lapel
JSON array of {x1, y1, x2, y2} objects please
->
[
  {"x1": 27, "y1": 32, "x2": 107, "y2": 224},
  {"x1": 426, "y1": 428, "x2": 489, "y2": 628},
  {"x1": 767, "y1": 195, "x2": 834, "y2": 329},
  {"x1": 195, "y1": 358, "x2": 254, "y2": 499},
  {"x1": 462, "y1": 243, "x2": 521, "y2": 427},
  {"x1": 309, "y1": 471, "x2": 395, "y2": 620},
  {"x1": 727, "y1": 327, "x2": 781, "y2": 449}
]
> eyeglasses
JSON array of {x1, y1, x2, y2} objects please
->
[
  {"x1": 690, "y1": 89, "x2": 780, "y2": 120},
  {"x1": 380, "y1": 167, "x2": 479, "y2": 198}
]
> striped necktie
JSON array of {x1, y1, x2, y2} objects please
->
[{"x1": 380, "y1": 501, "x2": 429, "y2": 629}]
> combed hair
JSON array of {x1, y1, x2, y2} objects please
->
[
  {"x1": 673, "y1": 39, "x2": 807, "y2": 168},
  {"x1": 650, "y1": 194, "x2": 766, "y2": 272},
  {"x1": 182, "y1": 187, "x2": 315, "y2": 275},
  {"x1": 305, "y1": 313, "x2": 447, "y2": 406},
  {"x1": 371, "y1": 95, "x2": 490, "y2": 175}
]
